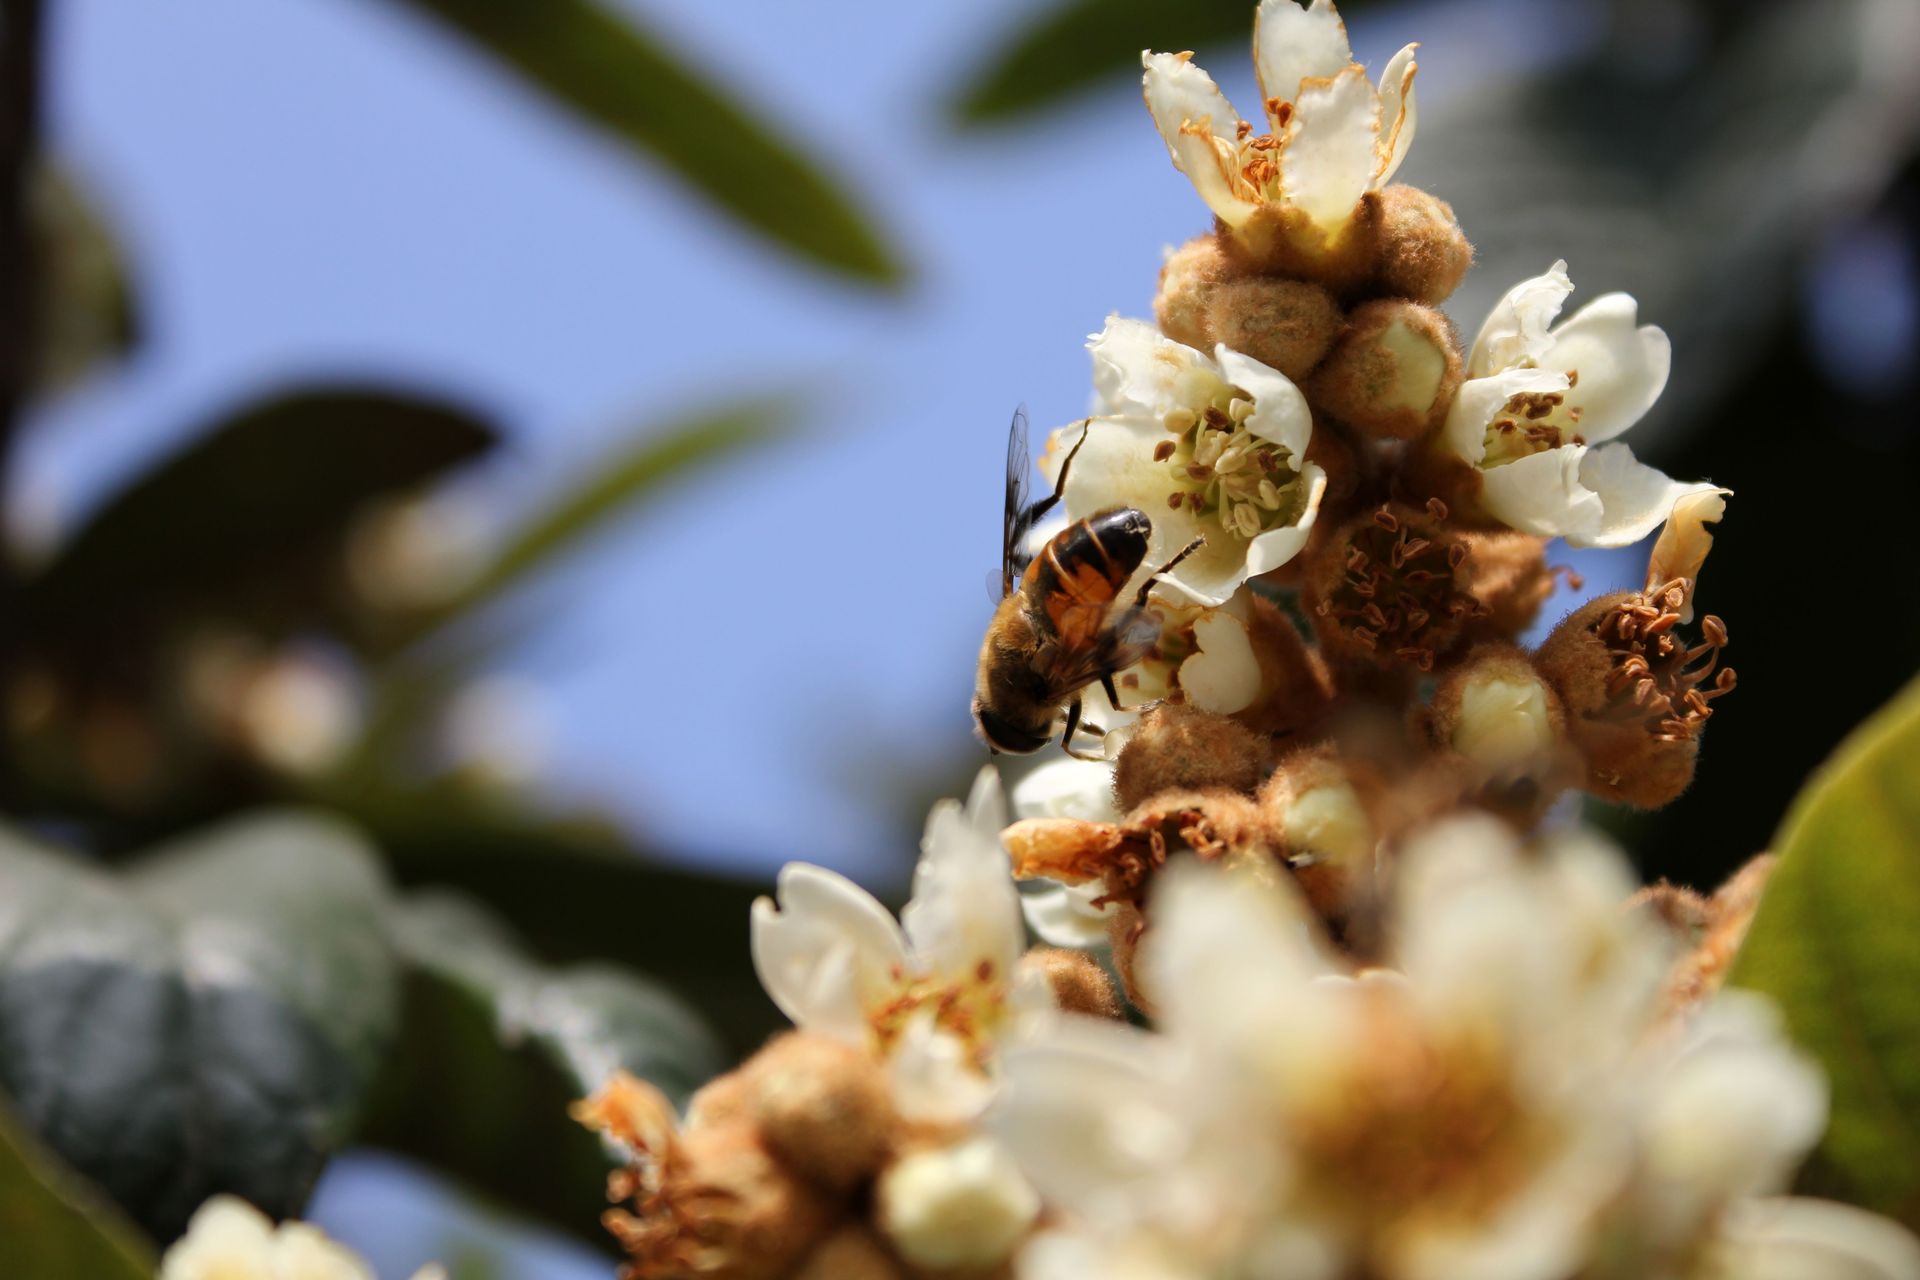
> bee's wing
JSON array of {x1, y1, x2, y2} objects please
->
[{"x1": 1002, "y1": 405, "x2": 1035, "y2": 598}]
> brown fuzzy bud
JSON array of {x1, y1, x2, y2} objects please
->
[
  {"x1": 1260, "y1": 746, "x2": 1380, "y2": 922},
  {"x1": 1303, "y1": 499, "x2": 1487, "y2": 675},
  {"x1": 1308, "y1": 299, "x2": 1461, "y2": 442},
  {"x1": 1204, "y1": 277, "x2": 1343, "y2": 381},
  {"x1": 794, "y1": 1226, "x2": 905, "y2": 1280},
  {"x1": 1369, "y1": 184, "x2": 1473, "y2": 303},
  {"x1": 1154, "y1": 233, "x2": 1235, "y2": 349},
  {"x1": 1458, "y1": 532, "x2": 1558, "y2": 645},
  {"x1": 1113, "y1": 703, "x2": 1273, "y2": 812},
  {"x1": 1233, "y1": 595, "x2": 1335, "y2": 740},
  {"x1": 1019, "y1": 946, "x2": 1121, "y2": 1019},
  {"x1": 685, "y1": 1068, "x2": 756, "y2": 1132},
  {"x1": 1424, "y1": 645, "x2": 1574, "y2": 824},
  {"x1": 1535, "y1": 585, "x2": 1735, "y2": 808},
  {"x1": 1219, "y1": 197, "x2": 1380, "y2": 297},
  {"x1": 743, "y1": 1032, "x2": 896, "y2": 1193}
]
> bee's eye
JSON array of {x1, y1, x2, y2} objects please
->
[{"x1": 974, "y1": 703, "x2": 1050, "y2": 755}]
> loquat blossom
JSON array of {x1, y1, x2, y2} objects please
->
[
  {"x1": 751, "y1": 767, "x2": 1056, "y2": 1123},
  {"x1": 160, "y1": 1195, "x2": 443, "y2": 1280},
  {"x1": 990, "y1": 817, "x2": 1912, "y2": 1280},
  {"x1": 1047, "y1": 316, "x2": 1327, "y2": 607},
  {"x1": 1437, "y1": 261, "x2": 1721, "y2": 547},
  {"x1": 1142, "y1": 0, "x2": 1417, "y2": 263}
]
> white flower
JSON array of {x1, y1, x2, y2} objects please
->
[
  {"x1": 752, "y1": 767, "x2": 1054, "y2": 1122},
  {"x1": 1438, "y1": 261, "x2": 1720, "y2": 547},
  {"x1": 1010, "y1": 758, "x2": 1123, "y2": 948},
  {"x1": 992, "y1": 817, "x2": 1870, "y2": 1280},
  {"x1": 160, "y1": 1196, "x2": 443, "y2": 1280},
  {"x1": 1049, "y1": 317, "x2": 1327, "y2": 607},
  {"x1": 1142, "y1": 0, "x2": 1417, "y2": 243}
]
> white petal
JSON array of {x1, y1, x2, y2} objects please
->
[
  {"x1": 1468, "y1": 261, "x2": 1573, "y2": 377},
  {"x1": 965, "y1": 763, "x2": 1009, "y2": 843},
  {"x1": 989, "y1": 1019, "x2": 1186, "y2": 1211},
  {"x1": 274, "y1": 1222, "x2": 378, "y2": 1280},
  {"x1": 1575, "y1": 442, "x2": 1722, "y2": 549},
  {"x1": 904, "y1": 797, "x2": 1027, "y2": 982},
  {"x1": 1280, "y1": 65, "x2": 1379, "y2": 233},
  {"x1": 1216, "y1": 345, "x2": 1312, "y2": 459},
  {"x1": 878, "y1": 1136, "x2": 1040, "y2": 1270},
  {"x1": 751, "y1": 863, "x2": 906, "y2": 1037},
  {"x1": 1647, "y1": 487, "x2": 1729, "y2": 620},
  {"x1": 161, "y1": 1197, "x2": 279, "y2": 1280},
  {"x1": 1242, "y1": 461, "x2": 1326, "y2": 578},
  {"x1": 1719, "y1": 1198, "x2": 1920, "y2": 1280},
  {"x1": 1440, "y1": 367, "x2": 1571, "y2": 466},
  {"x1": 890, "y1": 1016, "x2": 995, "y2": 1122},
  {"x1": 1090, "y1": 315, "x2": 1215, "y2": 417},
  {"x1": 1180, "y1": 610, "x2": 1263, "y2": 714},
  {"x1": 1142, "y1": 53, "x2": 1258, "y2": 227},
  {"x1": 1253, "y1": 0, "x2": 1353, "y2": 110},
  {"x1": 1023, "y1": 882, "x2": 1119, "y2": 949},
  {"x1": 1478, "y1": 444, "x2": 1605, "y2": 543},
  {"x1": 1543, "y1": 292, "x2": 1671, "y2": 442},
  {"x1": 1374, "y1": 43, "x2": 1419, "y2": 185},
  {"x1": 1011, "y1": 757, "x2": 1121, "y2": 823}
]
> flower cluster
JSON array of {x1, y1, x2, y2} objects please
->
[{"x1": 565, "y1": 3, "x2": 1920, "y2": 1280}]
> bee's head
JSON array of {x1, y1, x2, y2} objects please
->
[{"x1": 973, "y1": 698, "x2": 1051, "y2": 755}]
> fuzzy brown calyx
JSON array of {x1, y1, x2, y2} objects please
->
[
  {"x1": 1155, "y1": 232, "x2": 1237, "y2": 350},
  {"x1": 1305, "y1": 499, "x2": 1488, "y2": 674},
  {"x1": 1535, "y1": 582, "x2": 1735, "y2": 808},
  {"x1": 793, "y1": 1225, "x2": 904, "y2": 1280},
  {"x1": 1205, "y1": 276, "x2": 1344, "y2": 381},
  {"x1": 1113, "y1": 702, "x2": 1274, "y2": 812},
  {"x1": 1369, "y1": 184, "x2": 1473, "y2": 303},
  {"x1": 1307, "y1": 299, "x2": 1462, "y2": 442},
  {"x1": 742, "y1": 1033, "x2": 896, "y2": 1193},
  {"x1": 1217, "y1": 196, "x2": 1381, "y2": 297},
  {"x1": 1457, "y1": 532, "x2": 1563, "y2": 647},
  {"x1": 1260, "y1": 744, "x2": 1381, "y2": 925},
  {"x1": 576, "y1": 1073, "x2": 832, "y2": 1280},
  {"x1": 1648, "y1": 853, "x2": 1775, "y2": 1017},
  {"x1": 1423, "y1": 644, "x2": 1574, "y2": 826},
  {"x1": 1233, "y1": 595, "x2": 1336, "y2": 740},
  {"x1": 1020, "y1": 946, "x2": 1122, "y2": 1020}
]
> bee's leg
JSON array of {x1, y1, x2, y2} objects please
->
[
  {"x1": 1026, "y1": 419, "x2": 1092, "y2": 524},
  {"x1": 1132, "y1": 535, "x2": 1207, "y2": 607},
  {"x1": 1060, "y1": 698, "x2": 1105, "y2": 761},
  {"x1": 1100, "y1": 671, "x2": 1127, "y2": 713}
]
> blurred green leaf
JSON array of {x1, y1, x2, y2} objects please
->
[
  {"x1": 22, "y1": 386, "x2": 497, "y2": 640},
  {"x1": 31, "y1": 164, "x2": 137, "y2": 393},
  {"x1": 0, "y1": 1094, "x2": 154, "y2": 1280},
  {"x1": 1730, "y1": 675, "x2": 1920, "y2": 1227},
  {"x1": 0, "y1": 812, "x2": 399, "y2": 1242},
  {"x1": 359, "y1": 890, "x2": 723, "y2": 1244},
  {"x1": 424, "y1": 399, "x2": 791, "y2": 636},
  {"x1": 953, "y1": 0, "x2": 1267, "y2": 125},
  {"x1": 341, "y1": 792, "x2": 782, "y2": 1056},
  {"x1": 387, "y1": 0, "x2": 905, "y2": 287}
]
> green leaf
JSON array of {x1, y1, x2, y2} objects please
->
[
  {"x1": 0, "y1": 1094, "x2": 154, "y2": 1280},
  {"x1": 22, "y1": 386, "x2": 498, "y2": 642},
  {"x1": 387, "y1": 0, "x2": 905, "y2": 287},
  {"x1": 0, "y1": 812, "x2": 400, "y2": 1242},
  {"x1": 359, "y1": 890, "x2": 723, "y2": 1246},
  {"x1": 1729, "y1": 675, "x2": 1920, "y2": 1227},
  {"x1": 422, "y1": 398, "x2": 791, "y2": 637},
  {"x1": 32, "y1": 164, "x2": 139, "y2": 393},
  {"x1": 953, "y1": 0, "x2": 1271, "y2": 125}
]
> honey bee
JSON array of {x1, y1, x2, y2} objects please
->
[{"x1": 973, "y1": 408, "x2": 1203, "y2": 756}]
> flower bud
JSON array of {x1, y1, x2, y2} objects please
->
[
  {"x1": 1458, "y1": 532, "x2": 1558, "y2": 645},
  {"x1": 1260, "y1": 746, "x2": 1378, "y2": 922},
  {"x1": 794, "y1": 1226, "x2": 904, "y2": 1280},
  {"x1": 1535, "y1": 586, "x2": 1735, "y2": 808},
  {"x1": 1019, "y1": 946, "x2": 1121, "y2": 1019},
  {"x1": 1222, "y1": 198, "x2": 1381, "y2": 297},
  {"x1": 877, "y1": 1137, "x2": 1040, "y2": 1272},
  {"x1": 1369, "y1": 184, "x2": 1473, "y2": 303},
  {"x1": 1204, "y1": 277, "x2": 1343, "y2": 381},
  {"x1": 1307, "y1": 300, "x2": 1461, "y2": 442},
  {"x1": 1425, "y1": 646, "x2": 1572, "y2": 824},
  {"x1": 1113, "y1": 703, "x2": 1273, "y2": 813},
  {"x1": 685, "y1": 1067, "x2": 756, "y2": 1131},
  {"x1": 743, "y1": 1032, "x2": 897, "y2": 1193},
  {"x1": 1154, "y1": 233, "x2": 1234, "y2": 349},
  {"x1": 1232, "y1": 595, "x2": 1335, "y2": 739}
]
